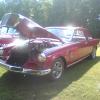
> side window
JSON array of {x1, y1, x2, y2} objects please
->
[
  {"x1": 72, "y1": 30, "x2": 86, "y2": 41},
  {"x1": 84, "y1": 30, "x2": 93, "y2": 40}
]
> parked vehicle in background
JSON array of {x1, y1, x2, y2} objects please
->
[
  {"x1": 0, "y1": 24, "x2": 19, "y2": 58},
  {"x1": 0, "y1": 13, "x2": 99, "y2": 80}
]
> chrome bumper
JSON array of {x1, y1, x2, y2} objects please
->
[{"x1": 0, "y1": 59, "x2": 51, "y2": 76}]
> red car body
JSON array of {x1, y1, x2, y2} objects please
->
[{"x1": 0, "y1": 13, "x2": 99, "y2": 80}]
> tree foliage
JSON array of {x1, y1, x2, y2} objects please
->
[{"x1": 0, "y1": 0, "x2": 100, "y2": 37}]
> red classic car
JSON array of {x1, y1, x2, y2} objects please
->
[{"x1": 0, "y1": 13, "x2": 99, "y2": 80}]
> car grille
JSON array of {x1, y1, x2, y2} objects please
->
[{"x1": 7, "y1": 48, "x2": 29, "y2": 67}]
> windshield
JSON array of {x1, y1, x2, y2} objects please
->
[
  {"x1": 0, "y1": 27, "x2": 19, "y2": 35},
  {"x1": 47, "y1": 28, "x2": 74, "y2": 42}
]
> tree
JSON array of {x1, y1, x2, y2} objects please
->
[{"x1": 0, "y1": 0, "x2": 100, "y2": 37}]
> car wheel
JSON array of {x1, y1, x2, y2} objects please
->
[
  {"x1": 49, "y1": 58, "x2": 64, "y2": 80},
  {"x1": 90, "y1": 48, "x2": 96, "y2": 59}
]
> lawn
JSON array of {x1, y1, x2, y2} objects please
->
[{"x1": 0, "y1": 48, "x2": 100, "y2": 100}]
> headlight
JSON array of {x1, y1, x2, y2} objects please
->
[{"x1": 38, "y1": 53, "x2": 46, "y2": 62}]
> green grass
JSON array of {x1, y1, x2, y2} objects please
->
[{"x1": 0, "y1": 48, "x2": 100, "y2": 100}]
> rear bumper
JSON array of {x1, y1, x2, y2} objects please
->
[{"x1": 0, "y1": 59, "x2": 51, "y2": 76}]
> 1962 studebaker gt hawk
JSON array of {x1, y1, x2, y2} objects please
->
[{"x1": 0, "y1": 13, "x2": 99, "y2": 80}]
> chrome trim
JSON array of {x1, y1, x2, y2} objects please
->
[
  {"x1": 67, "y1": 55, "x2": 89, "y2": 67},
  {"x1": 0, "y1": 59, "x2": 51, "y2": 76}
]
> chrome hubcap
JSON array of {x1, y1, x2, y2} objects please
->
[
  {"x1": 51, "y1": 61, "x2": 63, "y2": 79},
  {"x1": 92, "y1": 49, "x2": 96, "y2": 59}
]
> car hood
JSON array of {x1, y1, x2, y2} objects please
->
[{"x1": 0, "y1": 13, "x2": 62, "y2": 42}]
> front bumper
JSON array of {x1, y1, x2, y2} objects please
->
[{"x1": 0, "y1": 59, "x2": 51, "y2": 76}]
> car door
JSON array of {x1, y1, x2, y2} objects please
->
[
  {"x1": 72, "y1": 29, "x2": 89, "y2": 59},
  {"x1": 83, "y1": 29, "x2": 93, "y2": 55},
  {"x1": 68, "y1": 30, "x2": 82, "y2": 63},
  {"x1": 67, "y1": 43, "x2": 80, "y2": 63}
]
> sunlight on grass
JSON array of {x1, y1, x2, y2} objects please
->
[
  {"x1": 97, "y1": 47, "x2": 100, "y2": 56},
  {"x1": 0, "y1": 68, "x2": 6, "y2": 77}
]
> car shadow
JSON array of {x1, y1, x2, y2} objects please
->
[{"x1": 0, "y1": 56, "x2": 100, "y2": 100}]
